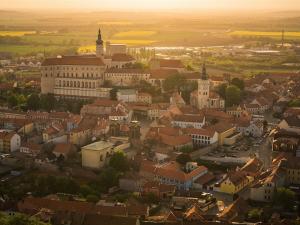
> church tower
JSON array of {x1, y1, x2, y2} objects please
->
[
  {"x1": 96, "y1": 28, "x2": 104, "y2": 57},
  {"x1": 197, "y1": 63, "x2": 210, "y2": 109}
]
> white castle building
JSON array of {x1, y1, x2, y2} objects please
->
[{"x1": 41, "y1": 29, "x2": 135, "y2": 98}]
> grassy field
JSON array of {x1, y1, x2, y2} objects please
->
[
  {"x1": 113, "y1": 30, "x2": 157, "y2": 38},
  {"x1": 230, "y1": 30, "x2": 300, "y2": 39},
  {"x1": 0, "y1": 31, "x2": 36, "y2": 36}
]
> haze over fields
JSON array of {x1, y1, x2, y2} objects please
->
[{"x1": 2, "y1": 0, "x2": 300, "y2": 10}]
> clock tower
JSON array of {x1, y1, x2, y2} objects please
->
[{"x1": 197, "y1": 63, "x2": 210, "y2": 109}]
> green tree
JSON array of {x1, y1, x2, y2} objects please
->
[
  {"x1": 7, "y1": 95, "x2": 18, "y2": 108},
  {"x1": 247, "y1": 208, "x2": 262, "y2": 222},
  {"x1": 217, "y1": 83, "x2": 227, "y2": 99},
  {"x1": 176, "y1": 153, "x2": 192, "y2": 165},
  {"x1": 0, "y1": 212, "x2": 49, "y2": 225},
  {"x1": 40, "y1": 93, "x2": 56, "y2": 111},
  {"x1": 86, "y1": 194, "x2": 99, "y2": 203},
  {"x1": 163, "y1": 74, "x2": 186, "y2": 92},
  {"x1": 225, "y1": 85, "x2": 241, "y2": 107},
  {"x1": 110, "y1": 88, "x2": 118, "y2": 100},
  {"x1": 231, "y1": 77, "x2": 244, "y2": 90},
  {"x1": 288, "y1": 98, "x2": 300, "y2": 107},
  {"x1": 27, "y1": 93, "x2": 40, "y2": 110},
  {"x1": 273, "y1": 187, "x2": 296, "y2": 211},
  {"x1": 109, "y1": 152, "x2": 129, "y2": 172}
]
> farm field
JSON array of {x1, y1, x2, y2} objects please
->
[
  {"x1": 230, "y1": 30, "x2": 300, "y2": 39},
  {"x1": 0, "y1": 31, "x2": 36, "y2": 36}
]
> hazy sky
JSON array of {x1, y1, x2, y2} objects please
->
[{"x1": 2, "y1": 0, "x2": 300, "y2": 10}]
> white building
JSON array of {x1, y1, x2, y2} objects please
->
[
  {"x1": 41, "y1": 29, "x2": 136, "y2": 98},
  {"x1": 171, "y1": 114, "x2": 205, "y2": 129},
  {"x1": 117, "y1": 89, "x2": 137, "y2": 103}
]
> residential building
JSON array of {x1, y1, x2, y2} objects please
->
[
  {"x1": 52, "y1": 143, "x2": 76, "y2": 159},
  {"x1": 20, "y1": 142, "x2": 42, "y2": 156},
  {"x1": 182, "y1": 127, "x2": 218, "y2": 148},
  {"x1": 104, "y1": 68, "x2": 150, "y2": 86},
  {"x1": 137, "y1": 92, "x2": 152, "y2": 104},
  {"x1": 210, "y1": 122, "x2": 236, "y2": 146},
  {"x1": 142, "y1": 181, "x2": 176, "y2": 199},
  {"x1": 219, "y1": 170, "x2": 251, "y2": 194},
  {"x1": 0, "y1": 131, "x2": 21, "y2": 152},
  {"x1": 278, "y1": 116, "x2": 300, "y2": 134},
  {"x1": 81, "y1": 141, "x2": 114, "y2": 169},
  {"x1": 149, "y1": 58, "x2": 185, "y2": 72}
]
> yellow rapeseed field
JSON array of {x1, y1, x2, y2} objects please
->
[{"x1": 113, "y1": 30, "x2": 157, "y2": 38}]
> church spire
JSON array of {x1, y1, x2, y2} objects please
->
[
  {"x1": 96, "y1": 28, "x2": 103, "y2": 45},
  {"x1": 201, "y1": 62, "x2": 208, "y2": 80}
]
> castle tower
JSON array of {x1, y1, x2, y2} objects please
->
[
  {"x1": 96, "y1": 28, "x2": 104, "y2": 57},
  {"x1": 197, "y1": 63, "x2": 210, "y2": 109}
]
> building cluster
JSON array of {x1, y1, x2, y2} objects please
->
[{"x1": 0, "y1": 29, "x2": 300, "y2": 225}]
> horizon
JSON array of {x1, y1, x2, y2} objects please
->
[{"x1": 2, "y1": 0, "x2": 300, "y2": 11}]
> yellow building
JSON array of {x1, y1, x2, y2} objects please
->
[
  {"x1": 220, "y1": 171, "x2": 251, "y2": 195},
  {"x1": 81, "y1": 141, "x2": 114, "y2": 169},
  {"x1": 69, "y1": 127, "x2": 92, "y2": 147},
  {"x1": 211, "y1": 122, "x2": 236, "y2": 146}
]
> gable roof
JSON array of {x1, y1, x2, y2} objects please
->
[{"x1": 42, "y1": 56, "x2": 105, "y2": 66}]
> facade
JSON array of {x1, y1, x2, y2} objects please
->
[
  {"x1": 197, "y1": 64, "x2": 210, "y2": 109},
  {"x1": 81, "y1": 141, "x2": 114, "y2": 169},
  {"x1": 183, "y1": 128, "x2": 218, "y2": 148},
  {"x1": 41, "y1": 29, "x2": 135, "y2": 98},
  {"x1": 0, "y1": 131, "x2": 21, "y2": 152},
  {"x1": 137, "y1": 92, "x2": 152, "y2": 104},
  {"x1": 190, "y1": 64, "x2": 225, "y2": 110},
  {"x1": 219, "y1": 171, "x2": 251, "y2": 195},
  {"x1": 171, "y1": 114, "x2": 205, "y2": 129},
  {"x1": 104, "y1": 69, "x2": 150, "y2": 86},
  {"x1": 278, "y1": 116, "x2": 300, "y2": 134},
  {"x1": 117, "y1": 89, "x2": 137, "y2": 103}
]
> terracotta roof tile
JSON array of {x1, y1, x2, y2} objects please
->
[{"x1": 42, "y1": 56, "x2": 105, "y2": 66}]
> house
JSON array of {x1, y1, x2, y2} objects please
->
[
  {"x1": 226, "y1": 105, "x2": 246, "y2": 118},
  {"x1": 137, "y1": 92, "x2": 152, "y2": 104},
  {"x1": 278, "y1": 116, "x2": 300, "y2": 134},
  {"x1": 0, "y1": 118, "x2": 34, "y2": 135},
  {"x1": 81, "y1": 141, "x2": 114, "y2": 169},
  {"x1": 145, "y1": 127, "x2": 192, "y2": 151},
  {"x1": 240, "y1": 157, "x2": 263, "y2": 179},
  {"x1": 183, "y1": 205, "x2": 205, "y2": 222},
  {"x1": 218, "y1": 198, "x2": 249, "y2": 222},
  {"x1": 219, "y1": 170, "x2": 251, "y2": 194},
  {"x1": 246, "y1": 120, "x2": 264, "y2": 137},
  {"x1": 171, "y1": 114, "x2": 205, "y2": 129},
  {"x1": 147, "y1": 103, "x2": 169, "y2": 120},
  {"x1": 42, "y1": 122, "x2": 65, "y2": 143},
  {"x1": 146, "y1": 161, "x2": 208, "y2": 190},
  {"x1": 170, "y1": 92, "x2": 186, "y2": 107},
  {"x1": 0, "y1": 131, "x2": 21, "y2": 152},
  {"x1": 20, "y1": 142, "x2": 42, "y2": 156},
  {"x1": 117, "y1": 89, "x2": 137, "y2": 103},
  {"x1": 193, "y1": 172, "x2": 216, "y2": 191},
  {"x1": 244, "y1": 103, "x2": 261, "y2": 115},
  {"x1": 142, "y1": 181, "x2": 176, "y2": 199},
  {"x1": 250, "y1": 163, "x2": 286, "y2": 202},
  {"x1": 52, "y1": 143, "x2": 76, "y2": 159}
]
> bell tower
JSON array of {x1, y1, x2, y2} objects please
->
[
  {"x1": 197, "y1": 62, "x2": 210, "y2": 109},
  {"x1": 96, "y1": 28, "x2": 104, "y2": 57}
]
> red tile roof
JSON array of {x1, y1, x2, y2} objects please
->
[
  {"x1": 112, "y1": 53, "x2": 135, "y2": 62},
  {"x1": 42, "y1": 56, "x2": 105, "y2": 66}
]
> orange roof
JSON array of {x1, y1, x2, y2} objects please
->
[
  {"x1": 159, "y1": 133, "x2": 192, "y2": 147},
  {"x1": 0, "y1": 131, "x2": 17, "y2": 140},
  {"x1": 42, "y1": 56, "x2": 105, "y2": 66},
  {"x1": 210, "y1": 122, "x2": 234, "y2": 133},
  {"x1": 158, "y1": 59, "x2": 184, "y2": 68},
  {"x1": 112, "y1": 53, "x2": 135, "y2": 62},
  {"x1": 90, "y1": 98, "x2": 119, "y2": 107},
  {"x1": 105, "y1": 68, "x2": 149, "y2": 74},
  {"x1": 53, "y1": 143, "x2": 74, "y2": 155},
  {"x1": 183, "y1": 127, "x2": 216, "y2": 138},
  {"x1": 173, "y1": 114, "x2": 205, "y2": 123},
  {"x1": 150, "y1": 69, "x2": 179, "y2": 79},
  {"x1": 156, "y1": 162, "x2": 208, "y2": 182}
]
